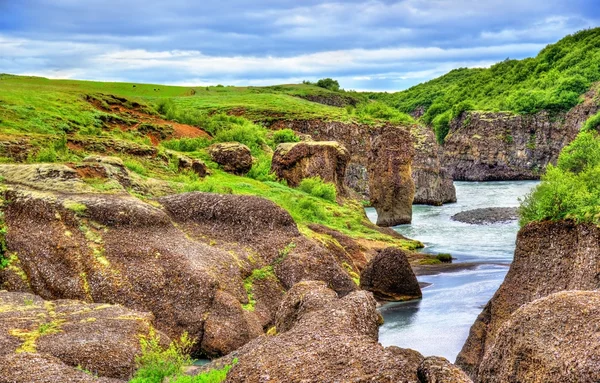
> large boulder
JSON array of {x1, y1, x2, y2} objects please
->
[
  {"x1": 360, "y1": 247, "x2": 422, "y2": 301},
  {"x1": 456, "y1": 221, "x2": 600, "y2": 379},
  {"x1": 478, "y1": 291, "x2": 600, "y2": 383},
  {"x1": 418, "y1": 356, "x2": 473, "y2": 383},
  {"x1": 0, "y1": 291, "x2": 164, "y2": 381},
  {"x1": 368, "y1": 125, "x2": 415, "y2": 226},
  {"x1": 209, "y1": 142, "x2": 253, "y2": 175},
  {"x1": 271, "y1": 141, "x2": 350, "y2": 195},
  {"x1": 0, "y1": 163, "x2": 357, "y2": 357},
  {"x1": 196, "y1": 281, "x2": 426, "y2": 382}
]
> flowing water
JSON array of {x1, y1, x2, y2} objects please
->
[{"x1": 365, "y1": 181, "x2": 538, "y2": 361}]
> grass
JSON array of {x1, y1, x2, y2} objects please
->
[
  {"x1": 298, "y1": 177, "x2": 337, "y2": 202},
  {"x1": 242, "y1": 266, "x2": 276, "y2": 311}
]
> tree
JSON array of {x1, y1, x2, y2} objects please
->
[{"x1": 316, "y1": 78, "x2": 340, "y2": 91}]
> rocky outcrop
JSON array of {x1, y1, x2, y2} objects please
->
[
  {"x1": 443, "y1": 88, "x2": 599, "y2": 181},
  {"x1": 451, "y1": 207, "x2": 518, "y2": 225},
  {"x1": 360, "y1": 247, "x2": 422, "y2": 301},
  {"x1": 270, "y1": 141, "x2": 350, "y2": 195},
  {"x1": 0, "y1": 291, "x2": 162, "y2": 381},
  {"x1": 477, "y1": 291, "x2": 600, "y2": 383},
  {"x1": 196, "y1": 280, "x2": 426, "y2": 382},
  {"x1": 411, "y1": 124, "x2": 456, "y2": 205},
  {"x1": 270, "y1": 119, "x2": 454, "y2": 207},
  {"x1": 456, "y1": 220, "x2": 600, "y2": 379},
  {"x1": 0, "y1": 162, "x2": 358, "y2": 357},
  {"x1": 299, "y1": 93, "x2": 359, "y2": 107},
  {"x1": 368, "y1": 125, "x2": 415, "y2": 226},
  {"x1": 418, "y1": 356, "x2": 473, "y2": 383},
  {"x1": 208, "y1": 142, "x2": 253, "y2": 175}
]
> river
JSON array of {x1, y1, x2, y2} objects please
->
[{"x1": 365, "y1": 181, "x2": 538, "y2": 362}]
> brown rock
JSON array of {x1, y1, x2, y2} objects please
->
[
  {"x1": 0, "y1": 353, "x2": 124, "y2": 383},
  {"x1": 271, "y1": 141, "x2": 350, "y2": 195},
  {"x1": 368, "y1": 125, "x2": 415, "y2": 226},
  {"x1": 442, "y1": 87, "x2": 599, "y2": 181},
  {"x1": 0, "y1": 291, "x2": 163, "y2": 380},
  {"x1": 0, "y1": 163, "x2": 357, "y2": 357},
  {"x1": 270, "y1": 119, "x2": 454, "y2": 207},
  {"x1": 209, "y1": 142, "x2": 253, "y2": 175},
  {"x1": 478, "y1": 291, "x2": 600, "y2": 383},
  {"x1": 418, "y1": 356, "x2": 473, "y2": 383},
  {"x1": 360, "y1": 247, "x2": 422, "y2": 301},
  {"x1": 198, "y1": 281, "x2": 425, "y2": 383},
  {"x1": 456, "y1": 220, "x2": 600, "y2": 379}
]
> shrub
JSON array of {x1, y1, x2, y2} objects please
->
[
  {"x1": 129, "y1": 330, "x2": 193, "y2": 383},
  {"x1": 432, "y1": 111, "x2": 452, "y2": 144},
  {"x1": 356, "y1": 102, "x2": 415, "y2": 125},
  {"x1": 212, "y1": 120, "x2": 268, "y2": 155},
  {"x1": 519, "y1": 130, "x2": 600, "y2": 226},
  {"x1": 162, "y1": 137, "x2": 211, "y2": 152},
  {"x1": 273, "y1": 129, "x2": 300, "y2": 145},
  {"x1": 315, "y1": 78, "x2": 340, "y2": 91},
  {"x1": 246, "y1": 153, "x2": 276, "y2": 182},
  {"x1": 297, "y1": 197, "x2": 328, "y2": 222},
  {"x1": 583, "y1": 112, "x2": 600, "y2": 132},
  {"x1": 435, "y1": 253, "x2": 453, "y2": 263},
  {"x1": 298, "y1": 177, "x2": 337, "y2": 202}
]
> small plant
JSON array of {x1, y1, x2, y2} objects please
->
[
  {"x1": 298, "y1": 177, "x2": 337, "y2": 202},
  {"x1": 63, "y1": 201, "x2": 87, "y2": 216},
  {"x1": 275, "y1": 242, "x2": 296, "y2": 264},
  {"x1": 435, "y1": 253, "x2": 453, "y2": 263}
]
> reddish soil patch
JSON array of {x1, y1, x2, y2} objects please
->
[{"x1": 87, "y1": 96, "x2": 211, "y2": 143}]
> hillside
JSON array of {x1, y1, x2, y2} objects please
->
[{"x1": 369, "y1": 28, "x2": 600, "y2": 143}]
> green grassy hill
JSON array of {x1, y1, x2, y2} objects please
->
[{"x1": 368, "y1": 27, "x2": 600, "y2": 142}]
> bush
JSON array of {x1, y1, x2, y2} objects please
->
[
  {"x1": 356, "y1": 102, "x2": 415, "y2": 125},
  {"x1": 298, "y1": 177, "x2": 337, "y2": 202},
  {"x1": 162, "y1": 137, "x2": 211, "y2": 152},
  {"x1": 246, "y1": 153, "x2": 276, "y2": 182},
  {"x1": 583, "y1": 112, "x2": 600, "y2": 132},
  {"x1": 315, "y1": 78, "x2": 340, "y2": 91},
  {"x1": 519, "y1": 130, "x2": 600, "y2": 226},
  {"x1": 212, "y1": 120, "x2": 268, "y2": 155},
  {"x1": 432, "y1": 111, "x2": 452, "y2": 144},
  {"x1": 273, "y1": 129, "x2": 300, "y2": 145}
]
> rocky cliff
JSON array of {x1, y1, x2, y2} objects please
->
[
  {"x1": 270, "y1": 119, "x2": 456, "y2": 207},
  {"x1": 443, "y1": 87, "x2": 599, "y2": 181},
  {"x1": 456, "y1": 220, "x2": 600, "y2": 380}
]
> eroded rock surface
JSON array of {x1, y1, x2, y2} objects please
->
[
  {"x1": 0, "y1": 162, "x2": 357, "y2": 357},
  {"x1": 0, "y1": 291, "x2": 162, "y2": 381},
  {"x1": 456, "y1": 220, "x2": 600, "y2": 379},
  {"x1": 198, "y1": 281, "x2": 426, "y2": 383},
  {"x1": 368, "y1": 125, "x2": 415, "y2": 226},
  {"x1": 360, "y1": 247, "x2": 422, "y2": 301},
  {"x1": 271, "y1": 141, "x2": 350, "y2": 195},
  {"x1": 478, "y1": 291, "x2": 600, "y2": 383},
  {"x1": 443, "y1": 87, "x2": 599, "y2": 181},
  {"x1": 209, "y1": 142, "x2": 253, "y2": 175},
  {"x1": 418, "y1": 356, "x2": 473, "y2": 383}
]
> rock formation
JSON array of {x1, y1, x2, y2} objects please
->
[
  {"x1": 451, "y1": 207, "x2": 518, "y2": 225},
  {"x1": 270, "y1": 141, "x2": 350, "y2": 195},
  {"x1": 270, "y1": 119, "x2": 455, "y2": 207},
  {"x1": 208, "y1": 142, "x2": 253, "y2": 175},
  {"x1": 0, "y1": 291, "x2": 163, "y2": 381},
  {"x1": 456, "y1": 220, "x2": 600, "y2": 380},
  {"x1": 368, "y1": 125, "x2": 415, "y2": 226},
  {"x1": 411, "y1": 124, "x2": 457, "y2": 205},
  {"x1": 0, "y1": 162, "x2": 357, "y2": 357},
  {"x1": 360, "y1": 247, "x2": 422, "y2": 301},
  {"x1": 443, "y1": 87, "x2": 599, "y2": 181},
  {"x1": 478, "y1": 291, "x2": 600, "y2": 383},
  {"x1": 195, "y1": 281, "x2": 426, "y2": 382},
  {"x1": 418, "y1": 356, "x2": 473, "y2": 383}
]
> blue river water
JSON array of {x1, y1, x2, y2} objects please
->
[{"x1": 365, "y1": 181, "x2": 538, "y2": 361}]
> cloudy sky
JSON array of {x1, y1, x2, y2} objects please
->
[{"x1": 1, "y1": 1, "x2": 598, "y2": 91}]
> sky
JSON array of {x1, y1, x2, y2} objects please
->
[{"x1": 0, "y1": 1, "x2": 599, "y2": 91}]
